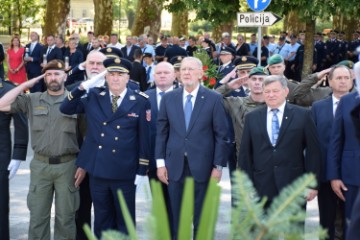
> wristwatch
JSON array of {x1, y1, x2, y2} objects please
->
[{"x1": 214, "y1": 165, "x2": 223, "y2": 171}]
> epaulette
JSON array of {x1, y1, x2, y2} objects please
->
[{"x1": 137, "y1": 91, "x2": 149, "y2": 99}]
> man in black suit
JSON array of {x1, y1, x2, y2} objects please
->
[
  {"x1": 24, "y1": 31, "x2": 45, "y2": 92},
  {"x1": 82, "y1": 31, "x2": 94, "y2": 60},
  {"x1": 41, "y1": 34, "x2": 63, "y2": 68},
  {"x1": 121, "y1": 36, "x2": 140, "y2": 62},
  {"x1": 0, "y1": 78, "x2": 28, "y2": 239},
  {"x1": 239, "y1": 75, "x2": 320, "y2": 208},
  {"x1": 129, "y1": 49, "x2": 147, "y2": 89}
]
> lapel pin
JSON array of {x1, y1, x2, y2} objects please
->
[
  {"x1": 201, "y1": 96, "x2": 204, "y2": 99},
  {"x1": 100, "y1": 92, "x2": 106, "y2": 96},
  {"x1": 285, "y1": 116, "x2": 288, "y2": 119},
  {"x1": 130, "y1": 95, "x2": 136, "y2": 100}
]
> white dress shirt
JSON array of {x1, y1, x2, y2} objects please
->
[
  {"x1": 266, "y1": 101, "x2": 286, "y2": 144},
  {"x1": 109, "y1": 88, "x2": 127, "y2": 107},
  {"x1": 332, "y1": 95, "x2": 340, "y2": 116},
  {"x1": 156, "y1": 87, "x2": 173, "y2": 110}
]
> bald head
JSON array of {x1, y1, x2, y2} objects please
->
[{"x1": 154, "y1": 62, "x2": 175, "y2": 91}]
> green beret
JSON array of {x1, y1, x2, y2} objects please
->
[
  {"x1": 336, "y1": 60, "x2": 354, "y2": 69},
  {"x1": 267, "y1": 54, "x2": 284, "y2": 65},
  {"x1": 42, "y1": 60, "x2": 65, "y2": 73},
  {"x1": 249, "y1": 67, "x2": 269, "y2": 77}
]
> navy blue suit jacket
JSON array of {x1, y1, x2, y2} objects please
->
[
  {"x1": 25, "y1": 42, "x2": 44, "y2": 78},
  {"x1": 327, "y1": 92, "x2": 360, "y2": 186},
  {"x1": 311, "y1": 96, "x2": 334, "y2": 182},
  {"x1": 41, "y1": 46, "x2": 63, "y2": 63},
  {"x1": 155, "y1": 86, "x2": 228, "y2": 182},
  {"x1": 60, "y1": 87, "x2": 151, "y2": 180},
  {"x1": 145, "y1": 88, "x2": 159, "y2": 171}
]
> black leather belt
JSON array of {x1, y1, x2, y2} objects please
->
[{"x1": 34, "y1": 153, "x2": 76, "y2": 164}]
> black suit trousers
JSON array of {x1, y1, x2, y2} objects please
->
[{"x1": 0, "y1": 170, "x2": 9, "y2": 240}]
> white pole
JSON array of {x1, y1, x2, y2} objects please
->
[{"x1": 257, "y1": 26, "x2": 261, "y2": 66}]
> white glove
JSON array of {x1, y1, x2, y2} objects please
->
[
  {"x1": 354, "y1": 62, "x2": 360, "y2": 94},
  {"x1": 134, "y1": 175, "x2": 146, "y2": 192},
  {"x1": 81, "y1": 70, "x2": 107, "y2": 91},
  {"x1": 7, "y1": 159, "x2": 22, "y2": 180}
]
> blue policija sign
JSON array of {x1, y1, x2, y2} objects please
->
[{"x1": 246, "y1": 0, "x2": 272, "y2": 12}]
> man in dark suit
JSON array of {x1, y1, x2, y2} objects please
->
[
  {"x1": 60, "y1": 58, "x2": 151, "y2": 238},
  {"x1": 311, "y1": 65, "x2": 353, "y2": 240},
  {"x1": 164, "y1": 37, "x2": 188, "y2": 62},
  {"x1": 327, "y1": 73, "x2": 360, "y2": 237},
  {"x1": 0, "y1": 78, "x2": 28, "y2": 239},
  {"x1": 130, "y1": 49, "x2": 147, "y2": 90},
  {"x1": 121, "y1": 36, "x2": 140, "y2": 62},
  {"x1": 41, "y1": 34, "x2": 63, "y2": 68},
  {"x1": 82, "y1": 31, "x2": 94, "y2": 60},
  {"x1": 239, "y1": 75, "x2": 320, "y2": 207},
  {"x1": 155, "y1": 57, "x2": 228, "y2": 238},
  {"x1": 24, "y1": 31, "x2": 44, "y2": 92},
  {"x1": 145, "y1": 61, "x2": 176, "y2": 237}
]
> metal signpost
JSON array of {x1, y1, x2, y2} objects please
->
[{"x1": 243, "y1": 0, "x2": 281, "y2": 65}]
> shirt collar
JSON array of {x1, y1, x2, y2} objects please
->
[
  {"x1": 183, "y1": 84, "x2": 200, "y2": 100},
  {"x1": 267, "y1": 101, "x2": 286, "y2": 114},
  {"x1": 332, "y1": 95, "x2": 340, "y2": 105},
  {"x1": 110, "y1": 88, "x2": 127, "y2": 100},
  {"x1": 156, "y1": 86, "x2": 173, "y2": 95}
]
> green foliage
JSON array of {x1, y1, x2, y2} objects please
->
[
  {"x1": 230, "y1": 170, "x2": 327, "y2": 240},
  {"x1": 83, "y1": 171, "x2": 326, "y2": 240}
]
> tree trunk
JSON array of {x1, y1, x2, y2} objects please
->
[
  {"x1": 43, "y1": 0, "x2": 70, "y2": 38},
  {"x1": 11, "y1": 1, "x2": 21, "y2": 35},
  {"x1": 212, "y1": 22, "x2": 233, "y2": 43},
  {"x1": 285, "y1": 11, "x2": 305, "y2": 35},
  {"x1": 93, "y1": 0, "x2": 113, "y2": 36},
  {"x1": 333, "y1": 15, "x2": 359, "y2": 41},
  {"x1": 302, "y1": 19, "x2": 315, "y2": 79},
  {"x1": 132, "y1": 0, "x2": 163, "y2": 42},
  {"x1": 171, "y1": 10, "x2": 188, "y2": 37}
]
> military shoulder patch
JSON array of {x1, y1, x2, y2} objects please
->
[{"x1": 137, "y1": 91, "x2": 149, "y2": 99}]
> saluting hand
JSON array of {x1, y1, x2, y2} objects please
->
[
  {"x1": 227, "y1": 75, "x2": 247, "y2": 90},
  {"x1": 23, "y1": 74, "x2": 45, "y2": 89},
  {"x1": 157, "y1": 167, "x2": 169, "y2": 185}
]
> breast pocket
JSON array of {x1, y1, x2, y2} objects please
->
[
  {"x1": 61, "y1": 114, "x2": 78, "y2": 134},
  {"x1": 32, "y1": 109, "x2": 49, "y2": 131}
]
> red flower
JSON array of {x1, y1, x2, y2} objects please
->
[
  {"x1": 202, "y1": 75, "x2": 208, "y2": 81},
  {"x1": 203, "y1": 65, "x2": 209, "y2": 71},
  {"x1": 209, "y1": 78, "x2": 216, "y2": 86}
]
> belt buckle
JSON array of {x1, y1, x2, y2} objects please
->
[{"x1": 49, "y1": 156, "x2": 60, "y2": 164}]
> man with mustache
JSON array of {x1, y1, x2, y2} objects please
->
[{"x1": 0, "y1": 60, "x2": 84, "y2": 239}]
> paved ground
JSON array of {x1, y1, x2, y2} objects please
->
[{"x1": 9, "y1": 133, "x2": 320, "y2": 239}]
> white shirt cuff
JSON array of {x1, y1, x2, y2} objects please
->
[
  {"x1": 78, "y1": 64, "x2": 85, "y2": 71},
  {"x1": 156, "y1": 159, "x2": 165, "y2": 168}
]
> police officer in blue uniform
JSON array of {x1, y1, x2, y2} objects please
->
[
  {"x1": 60, "y1": 57, "x2": 151, "y2": 238},
  {"x1": 215, "y1": 47, "x2": 236, "y2": 84}
]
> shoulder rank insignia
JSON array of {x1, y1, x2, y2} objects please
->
[{"x1": 138, "y1": 91, "x2": 149, "y2": 99}]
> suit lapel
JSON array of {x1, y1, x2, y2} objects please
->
[
  {"x1": 259, "y1": 107, "x2": 272, "y2": 145},
  {"x1": 187, "y1": 86, "x2": 206, "y2": 134},
  {"x1": 176, "y1": 89, "x2": 187, "y2": 132},
  {"x1": 276, "y1": 104, "x2": 294, "y2": 145},
  {"x1": 149, "y1": 90, "x2": 158, "y2": 122}
]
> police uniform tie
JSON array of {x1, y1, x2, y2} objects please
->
[
  {"x1": 112, "y1": 95, "x2": 120, "y2": 113},
  {"x1": 271, "y1": 109, "x2": 279, "y2": 145},
  {"x1": 184, "y1": 94, "x2": 193, "y2": 130}
]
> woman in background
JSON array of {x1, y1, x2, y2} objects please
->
[{"x1": 6, "y1": 36, "x2": 27, "y2": 84}]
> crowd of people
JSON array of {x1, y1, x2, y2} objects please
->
[{"x1": 0, "y1": 28, "x2": 360, "y2": 240}]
